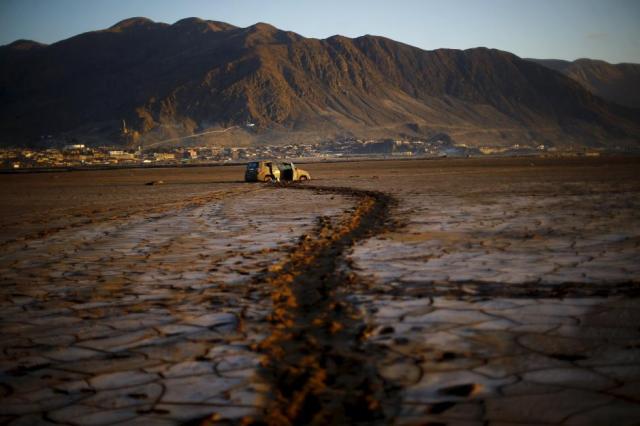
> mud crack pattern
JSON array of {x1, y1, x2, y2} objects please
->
[{"x1": 2, "y1": 159, "x2": 639, "y2": 425}]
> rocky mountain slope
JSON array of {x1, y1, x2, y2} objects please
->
[
  {"x1": 1, "y1": 17, "x2": 638, "y2": 148},
  {"x1": 529, "y1": 58, "x2": 640, "y2": 109}
]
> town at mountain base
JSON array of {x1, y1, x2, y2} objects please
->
[{"x1": 1, "y1": 17, "x2": 639, "y2": 149}]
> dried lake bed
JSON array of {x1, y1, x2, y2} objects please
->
[{"x1": 1, "y1": 157, "x2": 639, "y2": 425}]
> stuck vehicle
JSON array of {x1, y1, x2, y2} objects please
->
[
  {"x1": 279, "y1": 162, "x2": 311, "y2": 181},
  {"x1": 244, "y1": 161, "x2": 310, "y2": 182},
  {"x1": 244, "y1": 161, "x2": 281, "y2": 182}
]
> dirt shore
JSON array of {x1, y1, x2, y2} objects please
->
[{"x1": 1, "y1": 157, "x2": 639, "y2": 425}]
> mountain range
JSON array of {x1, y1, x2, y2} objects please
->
[{"x1": 1, "y1": 17, "x2": 639, "y2": 149}]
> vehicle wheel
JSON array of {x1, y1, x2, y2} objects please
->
[
  {"x1": 299, "y1": 176, "x2": 308, "y2": 181},
  {"x1": 263, "y1": 176, "x2": 274, "y2": 183}
]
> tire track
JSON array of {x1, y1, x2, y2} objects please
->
[{"x1": 253, "y1": 185, "x2": 400, "y2": 425}]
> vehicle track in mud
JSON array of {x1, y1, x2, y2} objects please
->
[{"x1": 251, "y1": 184, "x2": 401, "y2": 425}]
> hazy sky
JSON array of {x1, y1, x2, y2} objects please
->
[{"x1": 1, "y1": 0, "x2": 639, "y2": 63}]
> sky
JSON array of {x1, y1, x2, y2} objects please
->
[{"x1": 1, "y1": 0, "x2": 639, "y2": 63}]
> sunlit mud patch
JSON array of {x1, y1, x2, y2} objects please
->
[{"x1": 351, "y1": 191, "x2": 640, "y2": 297}]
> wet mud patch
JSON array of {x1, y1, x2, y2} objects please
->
[{"x1": 252, "y1": 185, "x2": 400, "y2": 425}]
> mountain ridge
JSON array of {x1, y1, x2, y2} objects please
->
[
  {"x1": 527, "y1": 57, "x2": 640, "y2": 109},
  {"x1": 1, "y1": 17, "x2": 638, "y2": 149}
]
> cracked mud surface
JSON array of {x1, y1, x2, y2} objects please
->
[
  {"x1": 0, "y1": 169, "x2": 354, "y2": 425},
  {"x1": 311, "y1": 157, "x2": 640, "y2": 425},
  {"x1": 1, "y1": 157, "x2": 640, "y2": 425}
]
